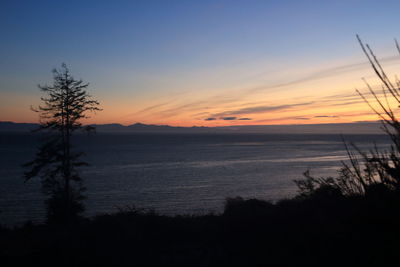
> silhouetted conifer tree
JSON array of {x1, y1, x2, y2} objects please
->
[{"x1": 24, "y1": 64, "x2": 101, "y2": 224}]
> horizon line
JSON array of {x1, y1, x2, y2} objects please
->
[{"x1": 0, "y1": 120, "x2": 381, "y2": 128}]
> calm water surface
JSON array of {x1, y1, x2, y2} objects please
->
[{"x1": 0, "y1": 133, "x2": 390, "y2": 225}]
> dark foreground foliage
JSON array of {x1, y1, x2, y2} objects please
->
[{"x1": 2, "y1": 191, "x2": 400, "y2": 267}]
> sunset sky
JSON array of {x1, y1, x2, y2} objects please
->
[{"x1": 1, "y1": 0, "x2": 400, "y2": 126}]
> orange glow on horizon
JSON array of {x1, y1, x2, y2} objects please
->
[{"x1": 2, "y1": 56, "x2": 400, "y2": 128}]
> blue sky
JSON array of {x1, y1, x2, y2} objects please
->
[{"x1": 1, "y1": 0, "x2": 400, "y2": 125}]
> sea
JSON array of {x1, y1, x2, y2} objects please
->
[{"x1": 0, "y1": 133, "x2": 391, "y2": 226}]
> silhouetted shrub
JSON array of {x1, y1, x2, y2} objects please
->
[
  {"x1": 45, "y1": 191, "x2": 85, "y2": 224},
  {"x1": 224, "y1": 197, "x2": 274, "y2": 218},
  {"x1": 295, "y1": 37, "x2": 400, "y2": 200}
]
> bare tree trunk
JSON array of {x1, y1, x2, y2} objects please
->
[{"x1": 65, "y1": 79, "x2": 71, "y2": 223}]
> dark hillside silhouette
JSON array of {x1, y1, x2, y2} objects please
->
[{"x1": 2, "y1": 197, "x2": 400, "y2": 267}]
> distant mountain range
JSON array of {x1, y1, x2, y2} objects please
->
[{"x1": 0, "y1": 121, "x2": 384, "y2": 134}]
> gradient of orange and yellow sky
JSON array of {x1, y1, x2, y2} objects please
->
[{"x1": 1, "y1": 0, "x2": 400, "y2": 127}]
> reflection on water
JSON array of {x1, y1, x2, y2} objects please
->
[{"x1": 0, "y1": 133, "x2": 390, "y2": 225}]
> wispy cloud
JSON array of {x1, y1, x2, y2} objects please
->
[
  {"x1": 213, "y1": 102, "x2": 314, "y2": 117},
  {"x1": 204, "y1": 117, "x2": 252, "y2": 121},
  {"x1": 136, "y1": 100, "x2": 176, "y2": 114},
  {"x1": 117, "y1": 55, "x2": 400, "y2": 125},
  {"x1": 205, "y1": 117, "x2": 216, "y2": 121},
  {"x1": 248, "y1": 55, "x2": 400, "y2": 94},
  {"x1": 314, "y1": 115, "x2": 339, "y2": 118}
]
